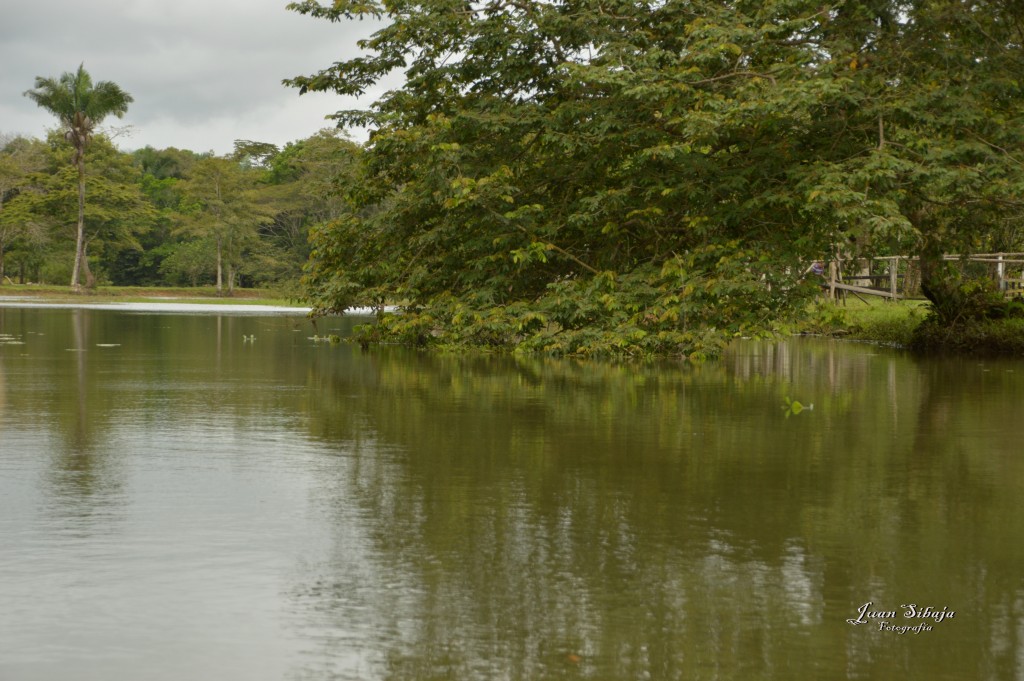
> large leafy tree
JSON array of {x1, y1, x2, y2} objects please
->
[
  {"x1": 288, "y1": 0, "x2": 1024, "y2": 355},
  {"x1": 794, "y1": 0, "x2": 1024, "y2": 322},
  {"x1": 252, "y1": 130, "x2": 362, "y2": 290},
  {"x1": 24, "y1": 64, "x2": 133, "y2": 290},
  {"x1": 5, "y1": 133, "x2": 155, "y2": 285},
  {"x1": 286, "y1": 0, "x2": 815, "y2": 357},
  {"x1": 0, "y1": 136, "x2": 46, "y2": 283},
  {"x1": 177, "y1": 157, "x2": 275, "y2": 294}
]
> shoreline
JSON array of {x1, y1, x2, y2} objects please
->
[
  {"x1": 0, "y1": 298, "x2": 313, "y2": 314},
  {"x1": 0, "y1": 297, "x2": 383, "y2": 316}
]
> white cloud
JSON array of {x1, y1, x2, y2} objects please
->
[{"x1": 1, "y1": 0, "x2": 392, "y2": 154}]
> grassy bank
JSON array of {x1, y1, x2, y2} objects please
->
[
  {"x1": 797, "y1": 298, "x2": 928, "y2": 347},
  {"x1": 798, "y1": 297, "x2": 1024, "y2": 355},
  {"x1": 0, "y1": 283, "x2": 305, "y2": 307}
]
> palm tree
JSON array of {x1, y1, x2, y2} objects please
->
[{"x1": 24, "y1": 64, "x2": 133, "y2": 290}]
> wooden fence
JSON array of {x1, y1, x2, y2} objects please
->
[{"x1": 818, "y1": 253, "x2": 1024, "y2": 302}]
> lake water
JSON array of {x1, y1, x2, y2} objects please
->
[{"x1": 1, "y1": 306, "x2": 1022, "y2": 680}]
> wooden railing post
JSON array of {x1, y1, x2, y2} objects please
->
[
  {"x1": 889, "y1": 257, "x2": 898, "y2": 301},
  {"x1": 828, "y1": 259, "x2": 837, "y2": 301}
]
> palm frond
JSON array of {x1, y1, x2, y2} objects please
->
[{"x1": 23, "y1": 64, "x2": 132, "y2": 127}]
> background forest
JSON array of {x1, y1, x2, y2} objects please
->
[{"x1": 0, "y1": 128, "x2": 359, "y2": 296}]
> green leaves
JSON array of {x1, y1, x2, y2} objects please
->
[
  {"x1": 24, "y1": 64, "x2": 132, "y2": 142},
  {"x1": 345, "y1": 240, "x2": 805, "y2": 358},
  {"x1": 293, "y1": 0, "x2": 1024, "y2": 353},
  {"x1": 783, "y1": 396, "x2": 812, "y2": 418},
  {"x1": 22, "y1": 65, "x2": 135, "y2": 287}
]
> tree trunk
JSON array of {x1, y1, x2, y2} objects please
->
[
  {"x1": 81, "y1": 242, "x2": 96, "y2": 289},
  {"x1": 920, "y1": 244, "x2": 1004, "y2": 324},
  {"x1": 71, "y1": 152, "x2": 86, "y2": 292},
  {"x1": 215, "y1": 236, "x2": 223, "y2": 294},
  {"x1": 918, "y1": 241, "x2": 964, "y2": 323},
  {"x1": 0, "y1": 196, "x2": 5, "y2": 285},
  {"x1": 225, "y1": 231, "x2": 235, "y2": 296}
]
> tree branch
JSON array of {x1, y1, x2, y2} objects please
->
[{"x1": 688, "y1": 70, "x2": 778, "y2": 87}]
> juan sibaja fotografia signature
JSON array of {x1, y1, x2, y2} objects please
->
[{"x1": 847, "y1": 602, "x2": 955, "y2": 634}]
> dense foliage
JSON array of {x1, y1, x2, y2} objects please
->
[
  {"x1": 289, "y1": 0, "x2": 1024, "y2": 357},
  {"x1": 0, "y1": 129, "x2": 360, "y2": 294}
]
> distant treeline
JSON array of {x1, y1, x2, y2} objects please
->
[{"x1": 0, "y1": 129, "x2": 359, "y2": 295}]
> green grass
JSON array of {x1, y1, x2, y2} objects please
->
[
  {"x1": 0, "y1": 283, "x2": 307, "y2": 307},
  {"x1": 842, "y1": 299, "x2": 929, "y2": 345},
  {"x1": 797, "y1": 296, "x2": 1024, "y2": 355},
  {"x1": 797, "y1": 297, "x2": 929, "y2": 347}
]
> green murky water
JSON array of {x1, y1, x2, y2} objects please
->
[{"x1": 1, "y1": 307, "x2": 1021, "y2": 680}]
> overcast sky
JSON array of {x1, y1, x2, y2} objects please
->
[{"x1": 0, "y1": 0, "x2": 392, "y2": 155}]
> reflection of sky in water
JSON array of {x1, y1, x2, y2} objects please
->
[
  {"x1": 0, "y1": 420, "x2": 332, "y2": 680},
  {"x1": 0, "y1": 310, "x2": 1022, "y2": 680},
  {"x1": 0, "y1": 300, "x2": 313, "y2": 314}
]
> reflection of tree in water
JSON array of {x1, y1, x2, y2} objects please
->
[
  {"x1": 286, "y1": 341, "x2": 1024, "y2": 679},
  {"x1": 906, "y1": 357, "x2": 1024, "y2": 680},
  {"x1": 27, "y1": 310, "x2": 306, "y2": 509},
  {"x1": 4, "y1": 308, "x2": 1022, "y2": 678},
  {"x1": 289, "y1": 347, "x2": 892, "y2": 679},
  {"x1": 43, "y1": 309, "x2": 126, "y2": 516}
]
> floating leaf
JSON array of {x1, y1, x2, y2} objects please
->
[{"x1": 783, "y1": 396, "x2": 814, "y2": 417}]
